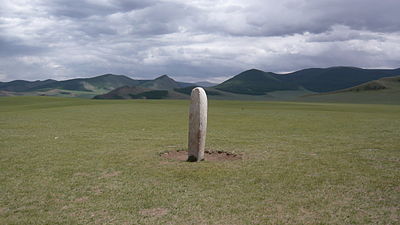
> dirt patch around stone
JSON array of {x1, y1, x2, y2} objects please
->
[{"x1": 160, "y1": 150, "x2": 241, "y2": 162}]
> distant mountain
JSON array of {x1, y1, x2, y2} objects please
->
[
  {"x1": 92, "y1": 75, "x2": 203, "y2": 99},
  {"x1": 174, "y1": 86, "x2": 222, "y2": 96},
  {"x1": 279, "y1": 67, "x2": 400, "y2": 92},
  {"x1": 213, "y1": 67, "x2": 400, "y2": 95},
  {"x1": 214, "y1": 69, "x2": 299, "y2": 95},
  {"x1": 2, "y1": 66, "x2": 400, "y2": 100},
  {"x1": 0, "y1": 74, "x2": 139, "y2": 93},
  {"x1": 176, "y1": 82, "x2": 197, "y2": 88},
  {"x1": 331, "y1": 75, "x2": 400, "y2": 93},
  {"x1": 301, "y1": 75, "x2": 400, "y2": 104},
  {"x1": 195, "y1": 81, "x2": 217, "y2": 87},
  {"x1": 94, "y1": 86, "x2": 154, "y2": 99},
  {"x1": 94, "y1": 85, "x2": 188, "y2": 100},
  {"x1": 138, "y1": 75, "x2": 182, "y2": 90},
  {"x1": 0, "y1": 79, "x2": 57, "y2": 92},
  {"x1": 34, "y1": 74, "x2": 140, "y2": 92},
  {"x1": 0, "y1": 74, "x2": 197, "y2": 98}
]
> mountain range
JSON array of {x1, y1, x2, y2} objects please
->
[
  {"x1": 1, "y1": 67, "x2": 399, "y2": 102},
  {"x1": 0, "y1": 74, "x2": 213, "y2": 98},
  {"x1": 214, "y1": 67, "x2": 400, "y2": 93}
]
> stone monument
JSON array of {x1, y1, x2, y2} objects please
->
[{"x1": 187, "y1": 87, "x2": 208, "y2": 162}]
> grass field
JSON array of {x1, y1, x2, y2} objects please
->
[
  {"x1": 1, "y1": 97, "x2": 399, "y2": 224},
  {"x1": 301, "y1": 90, "x2": 400, "y2": 105}
]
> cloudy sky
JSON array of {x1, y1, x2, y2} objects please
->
[{"x1": 1, "y1": 0, "x2": 400, "y2": 82}]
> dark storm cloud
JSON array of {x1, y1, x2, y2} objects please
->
[
  {"x1": 314, "y1": 0, "x2": 400, "y2": 33},
  {"x1": 47, "y1": 1, "x2": 198, "y2": 38},
  {"x1": 197, "y1": 0, "x2": 400, "y2": 37},
  {"x1": 45, "y1": 0, "x2": 156, "y2": 18},
  {"x1": 111, "y1": 2, "x2": 199, "y2": 36},
  {"x1": 0, "y1": 37, "x2": 46, "y2": 57},
  {"x1": 0, "y1": 0, "x2": 399, "y2": 82},
  {"x1": 306, "y1": 25, "x2": 385, "y2": 43}
]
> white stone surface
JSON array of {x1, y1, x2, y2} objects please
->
[{"x1": 188, "y1": 87, "x2": 208, "y2": 162}]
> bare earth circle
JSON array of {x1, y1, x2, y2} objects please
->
[{"x1": 160, "y1": 150, "x2": 241, "y2": 162}]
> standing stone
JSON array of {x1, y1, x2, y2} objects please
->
[{"x1": 187, "y1": 87, "x2": 208, "y2": 162}]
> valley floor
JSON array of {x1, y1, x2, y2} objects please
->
[{"x1": 0, "y1": 97, "x2": 399, "y2": 224}]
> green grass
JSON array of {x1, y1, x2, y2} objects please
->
[
  {"x1": 302, "y1": 89, "x2": 400, "y2": 105},
  {"x1": 1, "y1": 96, "x2": 399, "y2": 224}
]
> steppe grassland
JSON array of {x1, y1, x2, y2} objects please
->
[{"x1": 0, "y1": 97, "x2": 399, "y2": 224}]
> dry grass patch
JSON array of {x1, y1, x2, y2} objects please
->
[{"x1": 139, "y1": 208, "x2": 169, "y2": 217}]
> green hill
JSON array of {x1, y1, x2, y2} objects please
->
[
  {"x1": 94, "y1": 85, "x2": 188, "y2": 100},
  {"x1": 0, "y1": 79, "x2": 56, "y2": 92},
  {"x1": 214, "y1": 69, "x2": 299, "y2": 95},
  {"x1": 93, "y1": 75, "x2": 193, "y2": 100},
  {"x1": 174, "y1": 86, "x2": 222, "y2": 96},
  {"x1": 0, "y1": 74, "x2": 139, "y2": 93},
  {"x1": 93, "y1": 86, "x2": 153, "y2": 99},
  {"x1": 301, "y1": 75, "x2": 400, "y2": 104},
  {"x1": 138, "y1": 75, "x2": 181, "y2": 90},
  {"x1": 280, "y1": 67, "x2": 400, "y2": 92},
  {"x1": 3, "y1": 67, "x2": 400, "y2": 100},
  {"x1": 35, "y1": 74, "x2": 140, "y2": 92},
  {"x1": 212, "y1": 67, "x2": 400, "y2": 95},
  {"x1": 336, "y1": 76, "x2": 400, "y2": 92}
]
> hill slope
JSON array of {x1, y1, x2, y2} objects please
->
[
  {"x1": 93, "y1": 75, "x2": 195, "y2": 100},
  {"x1": 0, "y1": 79, "x2": 57, "y2": 92},
  {"x1": 280, "y1": 67, "x2": 400, "y2": 92},
  {"x1": 32, "y1": 74, "x2": 140, "y2": 92},
  {"x1": 0, "y1": 74, "x2": 140, "y2": 93},
  {"x1": 94, "y1": 85, "x2": 189, "y2": 100},
  {"x1": 335, "y1": 75, "x2": 400, "y2": 92},
  {"x1": 138, "y1": 75, "x2": 181, "y2": 90},
  {"x1": 213, "y1": 67, "x2": 400, "y2": 95},
  {"x1": 3, "y1": 67, "x2": 400, "y2": 100},
  {"x1": 301, "y1": 75, "x2": 400, "y2": 104},
  {"x1": 215, "y1": 69, "x2": 299, "y2": 95},
  {"x1": 0, "y1": 74, "x2": 194, "y2": 98}
]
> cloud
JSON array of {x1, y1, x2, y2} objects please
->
[
  {"x1": 0, "y1": 36, "x2": 46, "y2": 57},
  {"x1": 0, "y1": 0, "x2": 399, "y2": 82},
  {"x1": 191, "y1": 0, "x2": 400, "y2": 37},
  {"x1": 104, "y1": 2, "x2": 199, "y2": 36},
  {"x1": 45, "y1": 0, "x2": 156, "y2": 19},
  {"x1": 306, "y1": 25, "x2": 385, "y2": 43}
]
